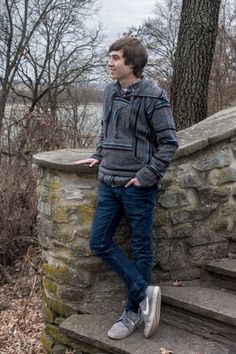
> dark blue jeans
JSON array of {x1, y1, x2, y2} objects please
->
[{"x1": 90, "y1": 182, "x2": 157, "y2": 312}]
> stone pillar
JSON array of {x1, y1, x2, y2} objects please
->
[{"x1": 33, "y1": 149, "x2": 124, "y2": 353}]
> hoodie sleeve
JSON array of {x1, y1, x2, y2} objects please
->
[
  {"x1": 136, "y1": 94, "x2": 179, "y2": 186},
  {"x1": 90, "y1": 83, "x2": 114, "y2": 162},
  {"x1": 90, "y1": 119, "x2": 104, "y2": 162}
]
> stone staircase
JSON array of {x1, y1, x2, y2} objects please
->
[{"x1": 60, "y1": 257, "x2": 236, "y2": 354}]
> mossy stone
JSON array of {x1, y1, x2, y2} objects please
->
[
  {"x1": 41, "y1": 330, "x2": 55, "y2": 351},
  {"x1": 43, "y1": 290, "x2": 78, "y2": 317},
  {"x1": 54, "y1": 317, "x2": 66, "y2": 325},
  {"x1": 42, "y1": 262, "x2": 68, "y2": 284},
  {"x1": 42, "y1": 301, "x2": 55, "y2": 323},
  {"x1": 45, "y1": 324, "x2": 70, "y2": 346},
  {"x1": 42, "y1": 261, "x2": 90, "y2": 287},
  {"x1": 77, "y1": 204, "x2": 95, "y2": 224},
  {"x1": 52, "y1": 344, "x2": 68, "y2": 354},
  {"x1": 50, "y1": 178, "x2": 60, "y2": 190},
  {"x1": 53, "y1": 205, "x2": 70, "y2": 223},
  {"x1": 43, "y1": 276, "x2": 58, "y2": 296}
]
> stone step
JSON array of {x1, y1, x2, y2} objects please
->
[
  {"x1": 60, "y1": 313, "x2": 230, "y2": 354},
  {"x1": 228, "y1": 239, "x2": 236, "y2": 258},
  {"x1": 161, "y1": 285, "x2": 236, "y2": 347},
  {"x1": 206, "y1": 258, "x2": 236, "y2": 292}
]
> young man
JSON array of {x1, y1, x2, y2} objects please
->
[{"x1": 73, "y1": 37, "x2": 178, "y2": 339}]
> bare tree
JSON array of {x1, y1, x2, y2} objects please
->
[
  {"x1": 60, "y1": 84, "x2": 101, "y2": 149},
  {"x1": 0, "y1": 0, "x2": 61, "y2": 131},
  {"x1": 208, "y1": 0, "x2": 236, "y2": 114},
  {"x1": 171, "y1": 0, "x2": 221, "y2": 130},
  {"x1": 127, "y1": 0, "x2": 236, "y2": 120},
  {"x1": 12, "y1": 0, "x2": 103, "y2": 115},
  {"x1": 125, "y1": 0, "x2": 181, "y2": 94}
]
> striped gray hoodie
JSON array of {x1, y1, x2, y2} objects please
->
[{"x1": 91, "y1": 78, "x2": 178, "y2": 186}]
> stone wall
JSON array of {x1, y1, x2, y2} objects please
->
[{"x1": 33, "y1": 107, "x2": 236, "y2": 353}]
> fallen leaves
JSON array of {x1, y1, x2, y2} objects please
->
[{"x1": 0, "y1": 251, "x2": 43, "y2": 353}]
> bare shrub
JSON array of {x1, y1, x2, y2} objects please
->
[
  {"x1": 2, "y1": 112, "x2": 67, "y2": 161},
  {"x1": 0, "y1": 161, "x2": 37, "y2": 265}
]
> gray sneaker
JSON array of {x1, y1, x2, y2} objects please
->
[
  {"x1": 139, "y1": 285, "x2": 161, "y2": 338},
  {"x1": 108, "y1": 309, "x2": 143, "y2": 339}
]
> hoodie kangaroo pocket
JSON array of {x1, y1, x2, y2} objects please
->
[{"x1": 101, "y1": 139, "x2": 143, "y2": 172}]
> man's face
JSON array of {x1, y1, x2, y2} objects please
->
[{"x1": 108, "y1": 49, "x2": 134, "y2": 82}]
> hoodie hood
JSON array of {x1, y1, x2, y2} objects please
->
[{"x1": 113, "y1": 78, "x2": 164, "y2": 99}]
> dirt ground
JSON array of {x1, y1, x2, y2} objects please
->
[{"x1": 0, "y1": 247, "x2": 43, "y2": 354}]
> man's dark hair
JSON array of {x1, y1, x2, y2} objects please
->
[{"x1": 109, "y1": 37, "x2": 148, "y2": 78}]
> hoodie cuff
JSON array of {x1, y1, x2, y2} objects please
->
[
  {"x1": 136, "y1": 167, "x2": 160, "y2": 187},
  {"x1": 90, "y1": 153, "x2": 102, "y2": 162}
]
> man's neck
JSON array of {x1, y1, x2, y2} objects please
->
[{"x1": 118, "y1": 76, "x2": 140, "y2": 89}]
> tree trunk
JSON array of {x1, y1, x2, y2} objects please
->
[{"x1": 171, "y1": 0, "x2": 221, "y2": 130}]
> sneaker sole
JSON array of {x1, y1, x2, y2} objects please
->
[{"x1": 144, "y1": 286, "x2": 161, "y2": 338}]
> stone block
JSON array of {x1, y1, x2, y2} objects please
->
[
  {"x1": 42, "y1": 260, "x2": 92, "y2": 287},
  {"x1": 52, "y1": 204, "x2": 95, "y2": 225},
  {"x1": 170, "y1": 267, "x2": 201, "y2": 281},
  {"x1": 52, "y1": 344, "x2": 68, "y2": 354},
  {"x1": 177, "y1": 173, "x2": 204, "y2": 188},
  {"x1": 38, "y1": 185, "x2": 50, "y2": 201},
  {"x1": 232, "y1": 145, "x2": 236, "y2": 157},
  {"x1": 52, "y1": 205, "x2": 79, "y2": 224},
  {"x1": 152, "y1": 268, "x2": 170, "y2": 282},
  {"x1": 54, "y1": 317, "x2": 66, "y2": 325},
  {"x1": 220, "y1": 204, "x2": 236, "y2": 216},
  {"x1": 69, "y1": 339, "x2": 101, "y2": 354},
  {"x1": 45, "y1": 324, "x2": 70, "y2": 346},
  {"x1": 74, "y1": 256, "x2": 104, "y2": 271},
  {"x1": 170, "y1": 204, "x2": 218, "y2": 224},
  {"x1": 58, "y1": 187, "x2": 86, "y2": 201},
  {"x1": 232, "y1": 185, "x2": 236, "y2": 196},
  {"x1": 43, "y1": 276, "x2": 58, "y2": 296},
  {"x1": 159, "y1": 172, "x2": 174, "y2": 189},
  {"x1": 153, "y1": 207, "x2": 171, "y2": 226},
  {"x1": 70, "y1": 238, "x2": 93, "y2": 257},
  {"x1": 158, "y1": 189, "x2": 191, "y2": 208},
  {"x1": 197, "y1": 186, "x2": 230, "y2": 204},
  {"x1": 42, "y1": 301, "x2": 55, "y2": 323},
  {"x1": 212, "y1": 217, "x2": 233, "y2": 233},
  {"x1": 45, "y1": 249, "x2": 72, "y2": 265},
  {"x1": 155, "y1": 240, "x2": 187, "y2": 271},
  {"x1": 172, "y1": 224, "x2": 192, "y2": 239},
  {"x1": 74, "y1": 225, "x2": 91, "y2": 239},
  {"x1": 43, "y1": 289, "x2": 79, "y2": 317},
  {"x1": 57, "y1": 284, "x2": 85, "y2": 302},
  {"x1": 38, "y1": 201, "x2": 52, "y2": 216},
  {"x1": 56, "y1": 225, "x2": 77, "y2": 243},
  {"x1": 208, "y1": 167, "x2": 236, "y2": 185},
  {"x1": 189, "y1": 242, "x2": 229, "y2": 266},
  {"x1": 193, "y1": 149, "x2": 231, "y2": 171},
  {"x1": 92, "y1": 270, "x2": 124, "y2": 295},
  {"x1": 38, "y1": 235, "x2": 55, "y2": 250},
  {"x1": 41, "y1": 330, "x2": 55, "y2": 352},
  {"x1": 39, "y1": 172, "x2": 59, "y2": 189},
  {"x1": 76, "y1": 204, "x2": 96, "y2": 224},
  {"x1": 38, "y1": 216, "x2": 59, "y2": 239},
  {"x1": 154, "y1": 226, "x2": 172, "y2": 240},
  {"x1": 186, "y1": 222, "x2": 228, "y2": 246}
]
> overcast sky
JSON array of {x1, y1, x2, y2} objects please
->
[{"x1": 98, "y1": 0, "x2": 157, "y2": 44}]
